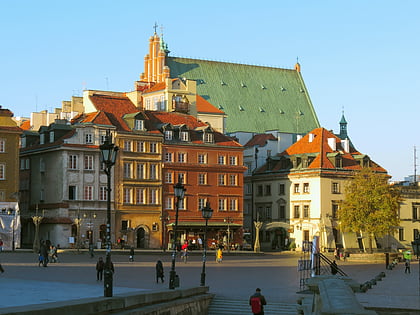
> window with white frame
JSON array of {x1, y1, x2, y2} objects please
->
[
  {"x1": 294, "y1": 183, "x2": 300, "y2": 193},
  {"x1": 165, "y1": 172, "x2": 173, "y2": 183},
  {"x1": 134, "y1": 119, "x2": 144, "y2": 130},
  {"x1": 49, "y1": 131, "x2": 54, "y2": 143},
  {"x1": 412, "y1": 203, "x2": 420, "y2": 220},
  {"x1": 40, "y1": 133, "x2": 45, "y2": 145},
  {"x1": 84, "y1": 155, "x2": 94, "y2": 170},
  {"x1": 332, "y1": 182, "x2": 340, "y2": 194},
  {"x1": 123, "y1": 188, "x2": 132, "y2": 204},
  {"x1": 165, "y1": 197, "x2": 173, "y2": 209},
  {"x1": 150, "y1": 142, "x2": 157, "y2": 153},
  {"x1": 229, "y1": 199, "x2": 238, "y2": 211},
  {"x1": 160, "y1": 95, "x2": 165, "y2": 110},
  {"x1": 85, "y1": 133, "x2": 93, "y2": 144},
  {"x1": 165, "y1": 130, "x2": 173, "y2": 140},
  {"x1": 123, "y1": 162, "x2": 133, "y2": 178},
  {"x1": 303, "y1": 205, "x2": 310, "y2": 218},
  {"x1": 136, "y1": 163, "x2": 145, "y2": 179},
  {"x1": 136, "y1": 141, "x2": 145, "y2": 152},
  {"x1": 218, "y1": 198, "x2": 226, "y2": 211},
  {"x1": 204, "y1": 132, "x2": 213, "y2": 143},
  {"x1": 198, "y1": 154, "x2": 207, "y2": 164},
  {"x1": 178, "y1": 152, "x2": 186, "y2": 163},
  {"x1": 218, "y1": 155, "x2": 226, "y2": 164},
  {"x1": 178, "y1": 173, "x2": 186, "y2": 184},
  {"x1": 68, "y1": 155, "x2": 78, "y2": 169},
  {"x1": 180, "y1": 131, "x2": 189, "y2": 141},
  {"x1": 198, "y1": 198, "x2": 206, "y2": 210},
  {"x1": 178, "y1": 197, "x2": 186, "y2": 210},
  {"x1": 136, "y1": 188, "x2": 145, "y2": 204},
  {"x1": 293, "y1": 205, "x2": 300, "y2": 218},
  {"x1": 84, "y1": 186, "x2": 93, "y2": 200},
  {"x1": 303, "y1": 183, "x2": 310, "y2": 193},
  {"x1": 229, "y1": 156, "x2": 237, "y2": 165},
  {"x1": 150, "y1": 164, "x2": 157, "y2": 180},
  {"x1": 218, "y1": 174, "x2": 226, "y2": 186},
  {"x1": 123, "y1": 140, "x2": 132, "y2": 151},
  {"x1": 0, "y1": 139, "x2": 5, "y2": 152},
  {"x1": 198, "y1": 173, "x2": 207, "y2": 185},
  {"x1": 332, "y1": 202, "x2": 339, "y2": 218},
  {"x1": 164, "y1": 152, "x2": 173, "y2": 162},
  {"x1": 229, "y1": 174, "x2": 237, "y2": 186},
  {"x1": 100, "y1": 134, "x2": 107, "y2": 145},
  {"x1": 145, "y1": 98, "x2": 151, "y2": 110},
  {"x1": 99, "y1": 186, "x2": 107, "y2": 201},
  {"x1": 150, "y1": 189, "x2": 158, "y2": 204}
]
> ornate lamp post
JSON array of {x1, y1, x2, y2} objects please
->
[
  {"x1": 169, "y1": 177, "x2": 186, "y2": 289},
  {"x1": 200, "y1": 202, "x2": 213, "y2": 286},
  {"x1": 74, "y1": 209, "x2": 82, "y2": 252},
  {"x1": 99, "y1": 130, "x2": 119, "y2": 297},
  {"x1": 159, "y1": 211, "x2": 170, "y2": 252},
  {"x1": 84, "y1": 212, "x2": 97, "y2": 257},
  {"x1": 32, "y1": 205, "x2": 43, "y2": 253},
  {"x1": 224, "y1": 217, "x2": 233, "y2": 252}
]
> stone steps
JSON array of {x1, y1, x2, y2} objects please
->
[{"x1": 208, "y1": 296, "x2": 298, "y2": 315}]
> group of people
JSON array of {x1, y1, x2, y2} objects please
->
[{"x1": 38, "y1": 240, "x2": 58, "y2": 267}]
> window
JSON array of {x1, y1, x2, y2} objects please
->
[
  {"x1": 263, "y1": 206, "x2": 271, "y2": 220},
  {"x1": 99, "y1": 186, "x2": 107, "y2": 201},
  {"x1": 100, "y1": 134, "x2": 107, "y2": 144},
  {"x1": 178, "y1": 173, "x2": 186, "y2": 184},
  {"x1": 218, "y1": 199, "x2": 226, "y2": 211},
  {"x1": 414, "y1": 229, "x2": 419, "y2": 241},
  {"x1": 332, "y1": 203, "x2": 339, "y2": 218},
  {"x1": 134, "y1": 119, "x2": 144, "y2": 130},
  {"x1": 121, "y1": 220, "x2": 129, "y2": 230},
  {"x1": 265, "y1": 184, "x2": 271, "y2": 195},
  {"x1": 136, "y1": 188, "x2": 145, "y2": 204},
  {"x1": 164, "y1": 152, "x2": 173, "y2": 162},
  {"x1": 150, "y1": 164, "x2": 157, "y2": 180},
  {"x1": 294, "y1": 205, "x2": 300, "y2": 218},
  {"x1": 218, "y1": 174, "x2": 226, "y2": 185},
  {"x1": 123, "y1": 140, "x2": 132, "y2": 151},
  {"x1": 180, "y1": 131, "x2": 189, "y2": 141},
  {"x1": 69, "y1": 186, "x2": 77, "y2": 200},
  {"x1": 0, "y1": 190, "x2": 5, "y2": 201},
  {"x1": 229, "y1": 199, "x2": 238, "y2": 211},
  {"x1": 49, "y1": 131, "x2": 54, "y2": 143},
  {"x1": 123, "y1": 188, "x2": 132, "y2": 204},
  {"x1": 279, "y1": 184, "x2": 285, "y2": 195},
  {"x1": 198, "y1": 154, "x2": 207, "y2": 164},
  {"x1": 332, "y1": 182, "x2": 340, "y2": 194},
  {"x1": 178, "y1": 198, "x2": 186, "y2": 210},
  {"x1": 20, "y1": 159, "x2": 25, "y2": 170},
  {"x1": 150, "y1": 142, "x2": 157, "y2": 153},
  {"x1": 204, "y1": 133, "x2": 213, "y2": 143},
  {"x1": 218, "y1": 155, "x2": 226, "y2": 165},
  {"x1": 40, "y1": 133, "x2": 45, "y2": 145},
  {"x1": 165, "y1": 197, "x2": 173, "y2": 209},
  {"x1": 123, "y1": 162, "x2": 133, "y2": 178},
  {"x1": 85, "y1": 133, "x2": 93, "y2": 144},
  {"x1": 84, "y1": 155, "x2": 94, "y2": 170},
  {"x1": 398, "y1": 228, "x2": 404, "y2": 241},
  {"x1": 165, "y1": 172, "x2": 173, "y2": 183},
  {"x1": 165, "y1": 131, "x2": 173, "y2": 140},
  {"x1": 303, "y1": 183, "x2": 310, "y2": 193},
  {"x1": 294, "y1": 184, "x2": 300, "y2": 194},
  {"x1": 39, "y1": 158, "x2": 45, "y2": 172},
  {"x1": 0, "y1": 139, "x2": 5, "y2": 152},
  {"x1": 198, "y1": 198, "x2": 206, "y2": 210},
  {"x1": 412, "y1": 203, "x2": 420, "y2": 220},
  {"x1": 229, "y1": 156, "x2": 237, "y2": 165},
  {"x1": 245, "y1": 184, "x2": 252, "y2": 195},
  {"x1": 257, "y1": 185, "x2": 263, "y2": 196},
  {"x1": 279, "y1": 205, "x2": 286, "y2": 219},
  {"x1": 136, "y1": 141, "x2": 145, "y2": 152},
  {"x1": 150, "y1": 189, "x2": 158, "y2": 204},
  {"x1": 246, "y1": 163, "x2": 252, "y2": 175},
  {"x1": 229, "y1": 175, "x2": 237, "y2": 186},
  {"x1": 303, "y1": 205, "x2": 310, "y2": 218},
  {"x1": 84, "y1": 186, "x2": 93, "y2": 200},
  {"x1": 198, "y1": 173, "x2": 207, "y2": 185},
  {"x1": 136, "y1": 163, "x2": 145, "y2": 179},
  {"x1": 68, "y1": 155, "x2": 78, "y2": 169},
  {"x1": 178, "y1": 153, "x2": 186, "y2": 163}
]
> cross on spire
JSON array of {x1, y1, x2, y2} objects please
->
[{"x1": 153, "y1": 22, "x2": 158, "y2": 34}]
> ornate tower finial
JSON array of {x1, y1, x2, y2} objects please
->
[{"x1": 153, "y1": 22, "x2": 158, "y2": 34}]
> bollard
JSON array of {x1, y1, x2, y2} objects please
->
[
  {"x1": 379, "y1": 271, "x2": 386, "y2": 278},
  {"x1": 370, "y1": 279, "x2": 377, "y2": 285}
]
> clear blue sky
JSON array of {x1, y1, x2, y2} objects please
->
[{"x1": 1, "y1": 1, "x2": 419, "y2": 181}]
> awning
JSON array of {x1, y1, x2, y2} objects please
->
[{"x1": 166, "y1": 222, "x2": 242, "y2": 228}]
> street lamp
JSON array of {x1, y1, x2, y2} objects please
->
[
  {"x1": 84, "y1": 212, "x2": 97, "y2": 244},
  {"x1": 74, "y1": 209, "x2": 82, "y2": 252},
  {"x1": 160, "y1": 211, "x2": 170, "y2": 252},
  {"x1": 7, "y1": 208, "x2": 18, "y2": 251},
  {"x1": 99, "y1": 130, "x2": 119, "y2": 297},
  {"x1": 169, "y1": 176, "x2": 186, "y2": 289},
  {"x1": 32, "y1": 205, "x2": 43, "y2": 253},
  {"x1": 224, "y1": 217, "x2": 233, "y2": 252},
  {"x1": 201, "y1": 202, "x2": 213, "y2": 286}
]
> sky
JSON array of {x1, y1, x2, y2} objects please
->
[{"x1": 1, "y1": 0, "x2": 419, "y2": 181}]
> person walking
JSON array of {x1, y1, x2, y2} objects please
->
[
  {"x1": 96, "y1": 257, "x2": 105, "y2": 281},
  {"x1": 249, "y1": 288, "x2": 267, "y2": 315},
  {"x1": 181, "y1": 241, "x2": 188, "y2": 263},
  {"x1": 216, "y1": 247, "x2": 223, "y2": 263},
  {"x1": 39, "y1": 241, "x2": 49, "y2": 267},
  {"x1": 404, "y1": 259, "x2": 411, "y2": 274},
  {"x1": 129, "y1": 247, "x2": 134, "y2": 262},
  {"x1": 156, "y1": 260, "x2": 164, "y2": 283}
]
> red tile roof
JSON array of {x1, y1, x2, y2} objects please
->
[
  {"x1": 19, "y1": 120, "x2": 32, "y2": 130},
  {"x1": 196, "y1": 95, "x2": 225, "y2": 114},
  {"x1": 142, "y1": 82, "x2": 166, "y2": 93},
  {"x1": 244, "y1": 133, "x2": 277, "y2": 147}
]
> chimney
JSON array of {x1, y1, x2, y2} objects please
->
[
  {"x1": 308, "y1": 133, "x2": 314, "y2": 142},
  {"x1": 328, "y1": 138, "x2": 336, "y2": 151}
]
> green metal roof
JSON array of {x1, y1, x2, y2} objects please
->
[{"x1": 166, "y1": 57, "x2": 320, "y2": 134}]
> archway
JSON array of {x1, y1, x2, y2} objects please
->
[{"x1": 136, "y1": 225, "x2": 150, "y2": 249}]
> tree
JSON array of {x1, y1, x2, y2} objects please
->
[{"x1": 338, "y1": 167, "x2": 400, "y2": 253}]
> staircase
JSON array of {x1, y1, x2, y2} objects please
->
[{"x1": 208, "y1": 296, "x2": 298, "y2": 315}]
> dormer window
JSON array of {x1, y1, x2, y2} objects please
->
[
  {"x1": 85, "y1": 133, "x2": 93, "y2": 144},
  {"x1": 180, "y1": 131, "x2": 189, "y2": 142},
  {"x1": 164, "y1": 130, "x2": 173, "y2": 140},
  {"x1": 335, "y1": 156, "x2": 342, "y2": 168},
  {"x1": 134, "y1": 119, "x2": 144, "y2": 131},
  {"x1": 40, "y1": 133, "x2": 45, "y2": 145},
  {"x1": 49, "y1": 131, "x2": 55, "y2": 143},
  {"x1": 204, "y1": 132, "x2": 213, "y2": 143}
]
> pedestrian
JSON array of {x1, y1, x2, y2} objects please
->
[
  {"x1": 0, "y1": 239, "x2": 3, "y2": 252},
  {"x1": 50, "y1": 245, "x2": 58, "y2": 263},
  {"x1": 129, "y1": 247, "x2": 134, "y2": 262},
  {"x1": 334, "y1": 247, "x2": 340, "y2": 260},
  {"x1": 404, "y1": 259, "x2": 411, "y2": 274},
  {"x1": 216, "y1": 247, "x2": 223, "y2": 263},
  {"x1": 0, "y1": 262, "x2": 4, "y2": 273},
  {"x1": 249, "y1": 288, "x2": 267, "y2": 315},
  {"x1": 156, "y1": 260, "x2": 164, "y2": 283},
  {"x1": 197, "y1": 237, "x2": 203, "y2": 249},
  {"x1": 96, "y1": 257, "x2": 104, "y2": 281},
  {"x1": 40, "y1": 241, "x2": 49, "y2": 267},
  {"x1": 330, "y1": 260, "x2": 338, "y2": 275}
]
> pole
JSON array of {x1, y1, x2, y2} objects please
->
[
  {"x1": 169, "y1": 197, "x2": 180, "y2": 289},
  {"x1": 104, "y1": 168, "x2": 113, "y2": 297},
  {"x1": 201, "y1": 218, "x2": 209, "y2": 286}
]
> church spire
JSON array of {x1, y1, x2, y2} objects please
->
[{"x1": 339, "y1": 109, "x2": 348, "y2": 140}]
